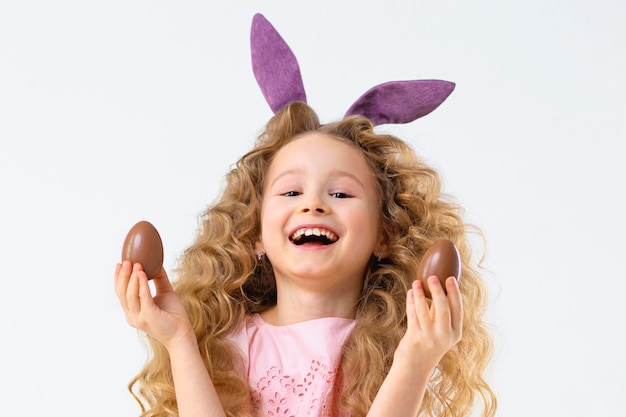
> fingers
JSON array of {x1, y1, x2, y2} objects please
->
[
  {"x1": 408, "y1": 276, "x2": 462, "y2": 330},
  {"x1": 445, "y1": 276, "x2": 463, "y2": 333},
  {"x1": 114, "y1": 261, "x2": 154, "y2": 324},
  {"x1": 428, "y1": 276, "x2": 463, "y2": 341},
  {"x1": 428, "y1": 276, "x2": 451, "y2": 323},
  {"x1": 125, "y1": 264, "x2": 143, "y2": 315},
  {"x1": 152, "y1": 266, "x2": 173, "y2": 294},
  {"x1": 114, "y1": 261, "x2": 132, "y2": 311},
  {"x1": 402, "y1": 275, "x2": 464, "y2": 365},
  {"x1": 406, "y1": 280, "x2": 427, "y2": 332}
]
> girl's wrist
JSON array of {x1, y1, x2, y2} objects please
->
[
  {"x1": 393, "y1": 340, "x2": 441, "y2": 375},
  {"x1": 389, "y1": 352, "x2": 438, "y2": 386},
  {"x1": 164, "y1": 326, "x2": 199, "y2": 355}
]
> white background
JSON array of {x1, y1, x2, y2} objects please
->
[{"x1": 1, "y1": 1, "x2": 624, "y2": 416}]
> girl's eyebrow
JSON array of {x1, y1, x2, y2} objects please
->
[
  {"x1": 329, "y1": 169, "x2": 366, "y2": 189},
  {"x1": 270, "y1": 168, "x2": 365, "y2": 189},
  {"x1": 270, "y1": 168, "x2": 305, "y2": 187}
]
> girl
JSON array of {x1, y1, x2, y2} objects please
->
[{"x1": 114, "y1": 100, "x2": 497, "y2": 417}]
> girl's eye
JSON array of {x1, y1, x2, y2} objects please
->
[
  {"x1": 282, "y1": 191, "x2": 301, "y2": 197},
  {"x1": 330, "y1": 192, "x2": 351, "y2": 199}
]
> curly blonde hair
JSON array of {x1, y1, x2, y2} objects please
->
[{"x1": 128, "y1": 101, "x2": 497, "y2": 417}]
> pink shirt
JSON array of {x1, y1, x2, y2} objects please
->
[{"x1": 227, "y1": 313, "x2": 356, "y2": 417}]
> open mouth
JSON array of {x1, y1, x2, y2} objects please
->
[{"x1": 290, "y1": 227, "x2": 338, "y2": 246}]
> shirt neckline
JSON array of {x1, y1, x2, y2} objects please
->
[{"x1": 251, "y1": 312, "x2": 356, "y2": 329}]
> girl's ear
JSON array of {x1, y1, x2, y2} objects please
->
[
  {"x1": 375, "y1": 232, "x2": 389, "y2": 259},
  {"x1": 254, "y1": 241, "x2": 266, "y2": 261}
]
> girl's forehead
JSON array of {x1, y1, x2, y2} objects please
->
[
  {"x1": 274, "y1": 132, "x2": 359, "y2": 161},
  {"x1": 265, "y1": 132, "x2": 377, "y2": 188},
  {"x1": 267, "y1": 133, "x2": 367, "y2": 172}
]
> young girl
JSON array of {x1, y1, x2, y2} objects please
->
[{"x1": 114, "y1": 100, "x2": 497, "y2": 417}]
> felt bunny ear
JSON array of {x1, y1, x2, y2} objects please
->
[
  {"x1": 250, "y1": 13, "x2": 307, "y2": 113},
  {"x1": 344, "y1": 80, "x2": 456, "y2": 125},
  {"x1": 250, "y1": 13, "x2": 455, "y2": 125}
]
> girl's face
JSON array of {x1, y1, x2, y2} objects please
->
[{"x1": 257, "y1": 132, "x2": 383, "y2": 293}]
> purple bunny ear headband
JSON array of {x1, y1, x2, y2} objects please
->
[{"x1": 251, "y1": 13, "x2": 455, "y2": 125}]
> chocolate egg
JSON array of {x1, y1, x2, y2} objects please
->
[
  {"x1": 121, "y1": 220, "x2": 164, "y2": 280},
  {"x1": 416, "y1": 238, "x2": 461, "y2": 298}
]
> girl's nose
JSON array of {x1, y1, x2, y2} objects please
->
[
  {"x1": 300, "y1": 194, "x2": 330, "y2": 214},
  {"x1": 302, "y1": 206, "x2": 325, "y2": 213}
]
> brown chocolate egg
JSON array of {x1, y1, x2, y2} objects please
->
[
  {"x1": 416, "y1": 239, "x2": 461, "y2": 298},
  {"x1": 121, "y1": 220, "x2": 164, "y2": 280}
]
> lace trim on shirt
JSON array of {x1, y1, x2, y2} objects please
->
[{"x1": 251, "y1": 359, "x2": 338, "y2": 417}]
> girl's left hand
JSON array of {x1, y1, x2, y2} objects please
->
[{"x1": 395, "y1": 276, "x2": 463, "y2": 370}]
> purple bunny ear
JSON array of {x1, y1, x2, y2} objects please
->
[
  {"x1": 251, "y1": 13, "x2": 307, "y2": 113},
  {"x1": 344, "y1": 80, "x2": 455, "y2": 125}
]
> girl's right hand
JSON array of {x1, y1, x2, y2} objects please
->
[{"x1": 114, "y1": 260, "x2": 195, "y2": 350}]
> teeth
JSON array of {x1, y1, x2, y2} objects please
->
[{"x1": 291, "y1": 227, "x2": 337, "y2": 242}]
